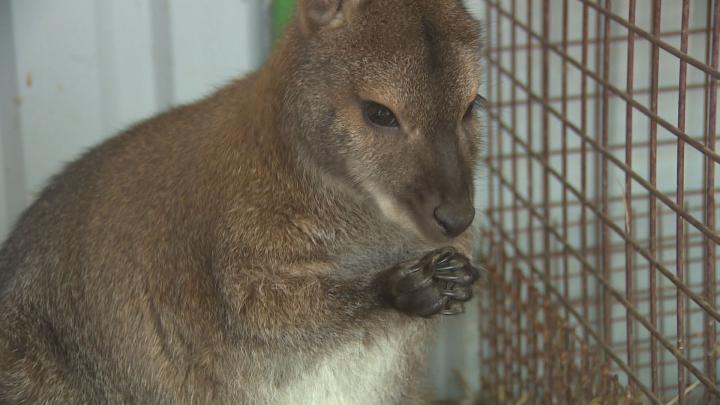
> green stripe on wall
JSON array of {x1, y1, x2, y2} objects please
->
[{"x1": 272, "y1": 0, "x2": 296, "y2": 40}]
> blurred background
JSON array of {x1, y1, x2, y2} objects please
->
[{"x1": 0, "y1": 0, "x2": 483, "y2": 401}]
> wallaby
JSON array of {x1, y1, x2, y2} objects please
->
[{"x1": 0, "y1": 0, "x2": 483, "y2": 403}]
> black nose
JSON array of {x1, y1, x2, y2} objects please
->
[{"x1": 433, "y1": 203, "x2": 475, "y2": 238}]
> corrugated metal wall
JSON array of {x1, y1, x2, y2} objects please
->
[{"x1": 0, "y1": 0, "x2": 270, "y2": 236}]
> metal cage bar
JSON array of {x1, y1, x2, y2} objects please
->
[{"x1": 479, "y1": 0, "x2": 720, "y2": 403}]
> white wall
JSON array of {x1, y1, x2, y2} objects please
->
[{"x1": 0, "y1": 0, "x2": 270, "y2": 236}]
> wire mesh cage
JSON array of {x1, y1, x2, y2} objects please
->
[{"x1": 477, "y1": 0, "x2": 719, "y2": 403}]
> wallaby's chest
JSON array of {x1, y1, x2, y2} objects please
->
[{"x1": 256, "y1": 324, "x2": 426, "y2": 405}]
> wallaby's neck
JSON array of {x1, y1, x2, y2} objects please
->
[{"x1": 241, "y1": 29, "x2": 366, "y2": 209}]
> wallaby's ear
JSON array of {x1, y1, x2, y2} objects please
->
[{"x1": 298, "y1": 0, "x2": 364, "y2": 34}]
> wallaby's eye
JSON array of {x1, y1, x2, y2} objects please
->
[
  {"x1": 464, "y1": 95, "x2": 487, "y2": 120},
  {"x1": 364, "y1": 102, "x2": 399, "y2": 128}
]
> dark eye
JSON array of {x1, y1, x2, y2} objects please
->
[
  {"x1": 464, "y1": 95, "x2": 486, "y2": 120},
  {"x1": 364, "y1": 102, "x2": 399, "y2": 128}
]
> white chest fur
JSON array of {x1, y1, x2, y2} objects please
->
[{"x1": 262, "y1": 326, "x2": 422, "y2": 405}]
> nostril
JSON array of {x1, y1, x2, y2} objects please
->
[{"x1": 433, "y1": 205, "x2": 475, "y2": 238}]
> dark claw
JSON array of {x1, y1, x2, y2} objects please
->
[
  {"x1": 440, "y1": 301, "x2": 465, "y2": 315},
  {"x1": 435, "y1": 256, "x2": 469, "y2": 273},
  {"x1": 434, "y1": 268, "x2": 477, "y2": 284},
  {"x1": 431, "y1": 247, "x2": 456, "y2": 265},
  {"x1": 441, "y1": 286, "x2": 473, "y2": 301}
]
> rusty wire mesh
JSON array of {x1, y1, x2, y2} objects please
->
[{"x1": 477, "y1": 0, "x2": 720, "y2": 403}]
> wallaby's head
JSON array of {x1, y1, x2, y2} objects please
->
[{"x1": 280, "y1": 0, "x2": 482, "y2": 243}]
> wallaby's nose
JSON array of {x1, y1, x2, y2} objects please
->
[{"x1": 433, "y1": 203, "x2": 475, "y2": 238}]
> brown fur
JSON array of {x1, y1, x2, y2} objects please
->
[{"x1": 0, "y1": 1, "x2": 482, "y2": 403}]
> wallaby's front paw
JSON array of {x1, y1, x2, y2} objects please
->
[{"x1": 387, "y1": 247, "x2": 481, "y2": 317}]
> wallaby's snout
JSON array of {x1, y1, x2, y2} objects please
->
[
  {"x1": 428, "y1": 131, "x2": 477, "y2": 239},
  {"x1": 434, "y1": 200, "x2": 475, "y2": 238},
  {"x1": 413, "y1": 141, "x2": 476, "y2": 241},
  {"x1": 414, "y1": 163, "x2": 475, "y2": 241}
]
